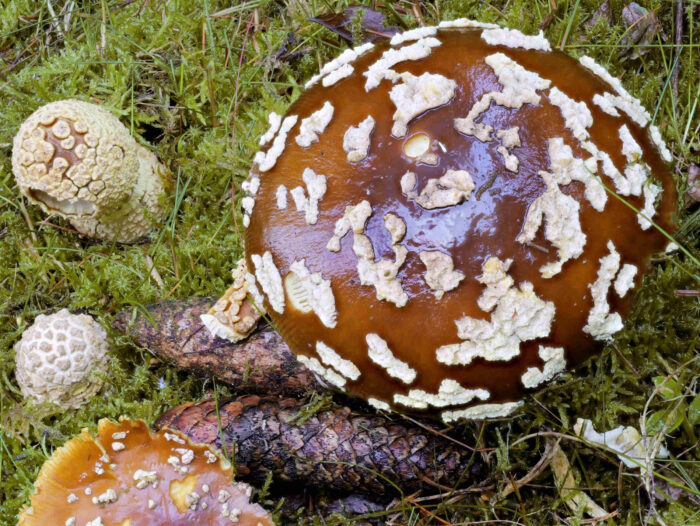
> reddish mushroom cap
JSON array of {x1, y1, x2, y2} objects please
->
[
  {"x1": 242, "y1": 22, "x2": 676, "y2": 421},
  {"x1": 19, "y1": 418, "x2": 274, "y2": 526}
]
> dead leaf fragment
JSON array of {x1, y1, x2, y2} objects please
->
[
  {"x1": 550, "y1": 439, "x2": 609, "y2": 519},
  {"x1": 621, "y1": 2, "x2": 666, "y2": 59},
  {"x1": 272, "y1": 32, "x2": 313, "y2": 64},
  {"x1": 688, "y1": 163, "x2": 700, "y2": 202},
  {"x1": 586, "y1": 0, "x2": 612, "y2": 27},
  {"x1": 310, "y1": 5, "x2": 399, "y2": 44}
]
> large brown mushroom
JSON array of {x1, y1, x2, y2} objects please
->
[{"x1": 226, "y1": 20, "x2": 676, "y2": 422}]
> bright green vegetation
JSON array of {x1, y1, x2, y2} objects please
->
[{"x1": 1, "y1": 0, "x2": 698, "y2": 524}]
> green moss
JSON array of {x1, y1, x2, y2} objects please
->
[{"x1": 1, "y1": 0, "x2": 698, "y2": 524}]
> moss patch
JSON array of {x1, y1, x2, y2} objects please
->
[{"x1": 1, "y1": 0, "x2": 698, "y2": 524}]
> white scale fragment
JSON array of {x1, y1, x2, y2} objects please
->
[
  {"x1": 92, "y1": 489, "x2": 118, "y2": 505},
  {"x1": 297, "y1": 354, "x2": 347, "y2": 389},
  {"x1": 497, "y1": 146, "x2": 519, "y2": 172},
  {"x1": 389, "y1": 72, "x2": 457, "y2": 137},
  {"x1": 401, "y1": 169, "x2": 475, "y2": 209},
  {"x1": 384, "y1": 212, "x2": 406, "y2": 244},
  {"x1": 583, "y1": 241, "x2": 624, "y2": 341},
  {"x1": 305, "y1": 42, "x2": 374, "y2": 89},
  {"x1": 518, "y1": 137, "x2": 607, "y2": 278},
  {"x1": 438, "y1": 19, "x2": 499, "y2": 29},
  {"x1": 593, "y1": 147, "x2": 631, "y2": 196},
  {"x1": 133, "y1": 469, "x2": 158, "y2": 489},
  {"x1": 175, "y1": 447, "x2": 194, "y2": 465},
  {"x1": 323, "y1": 63, "x2": 353, "y2": 87},
  {"x1": 649, "y1": 125, "x2": 672, "y2": 162},
  {"x1": 495, "y1": 127, "x2": 521, "y2": 172},
  {"x1": 259, "y1": 112, "x2": 282, "y2": 146},
  {"x1": 366, "y1": 333, "x2": 417, "y2": 384},
  {"x1": 316, "y1": 341, "x2": 361, "y2": 380},
  {"x1": 454, "y1": 53, "x2": 551, "y2": 142},
  {"x1": 481, "y1": 28, "x2": 551, "y2": 51},
  {"x1": 521, "y1": 346, "x2": 566, "y2": 388},
  {"x1": 250, "y1": 251, "x2": 285, "y2": 314},
  {"x1": 436, "y1": 257, "x2": 555, "y2": 366},
  {"x1": 164, "y1": 432, "x2": 186, "y2": 444},
  {"x1": 496, "y1": 127, "x2": 521, "y2": 149},
  {"x1": 394, "y1": 379, "x2": 489, "y2": 409},
  {"x1": 419, "y1": 250, "x2": 465, "y2": 299},
  {"x1": 326, "y1": 200, "x2": 372, "y2": 252},
  {"x1": 276, "y1": 184, "x2": 288, "y2": 209},
  {"x1": 285, "y1": 259, "x2": 338, "y2": 328},
  {"x1": 624, "y1": 163, "x2": 649, "y2": 198},
  {"x1": 244, "y1": 272, "x2": 266, "y2": 310},
  {"x1": 593, "y1": 91, "x2": 650, "y2": 128},
  {"x1": 618, "y1": 125, "x2": 662, "y2": 229},
  {"x1": 364, "y1": 37, "x2": 442, "y2": 91},
  {"x1": 619, "y1": 124, "x2": 643, "y2": 162},
  {"x1": 355, "y1": 234, "x2": 408, "y2": 307},
  {"x1": 614, "y1": 263, "x2": 638, "y2": 297},
  {"x1": 242, "y1": 176, "x2": 260, "y2": 196},
  {"x1": 579, "y1": 56, "x2": 650, "y2": 127},
  {"x1": 639, "y1": 182, "x2": 662, "y2": 230},
  {"x1": 295, "y1": 101, "x2": 334, "y2": 148},
  {"x1": 592, "y1": 93, "x2": 619, "y2": 117},
  {"x1": 390, "y1": 26, "x2": 438, "y2": 46},
  {"x1": 241, "y1": 196, "x2": 255, "y2": 218},
  {"x1": 547, "y1": 87, "x2": 593, "y2": 143},
  {"x1": 256, "y1": 115, "x2": 298, "y2": 172},
  {"x1": 327, "y1": 201, "x2": 409, "y2": 307},
  {"x1": 290, "y1": 167, "x2": 327, "y2": 225},
  {"x1": 368, "y1": 398, "x2": 391, "y2": 411},
  {"x1": 442, "y1": 401, "x2": 523, "y2": 422},
  {"x1": 343, "y1": 116, "x2": 375, "y2": 162},
  {"x1": 550, "y1": 138, "x2": 606, "y2": 211}
]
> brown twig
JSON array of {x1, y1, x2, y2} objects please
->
[
  {"x1": 611, "y1": 343, "x2": 641, "y2": 377},
  {"x1": 499, "y1": 438, "x2": 558, "y2": 499}
]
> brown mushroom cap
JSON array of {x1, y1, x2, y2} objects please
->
[
  {"x1": 243, "y1": 24, "x2": 676, "y2": 420},
  {"x1": 18, "y1": 418, "x2": 274, "y2": 526}
]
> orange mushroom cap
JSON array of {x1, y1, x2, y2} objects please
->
[
  {"x1": 19, "y1": 418, "x2": 274, "y2": 526},
  {"x1": 241, "y1": 22, "x2": 676, "y2": 421}
]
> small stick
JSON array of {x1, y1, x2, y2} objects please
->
[
  {"x1": 671, "y1": 0, "x2": 683, "y2": 101},
  {"x1": 113, "y1": 296, "x2": 323, "y2": 397},
  {"x1": 155, "y1": 395, "x2": 488, "y2": 495},
  {"x1": 675, "y1": 289, "x2": 700, "y2": 296}
]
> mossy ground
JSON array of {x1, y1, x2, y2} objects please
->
[{"x1": 1, "y1": 0, "x2": 698, "y2": 524}]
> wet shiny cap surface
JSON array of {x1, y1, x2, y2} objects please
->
[
  {"x1": 19, "y1": 418, "x2": 274, "y2": 526},
  {"x1": 244, "y1": 24, "x2": 676, "y2": 421}
]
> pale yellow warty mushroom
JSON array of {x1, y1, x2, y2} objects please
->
[
  {"x1": 14, "y1": 309, "x2": 110, "y2": 409},
  {"x1": 12, "y1": 99, "x2": 170, "y2": 243}
]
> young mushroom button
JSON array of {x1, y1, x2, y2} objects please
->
[
  {"x1": 14, "y1": 309, "x2": 111, "y2": 409},
  {"x1": 12, "y1": 100, "x2": 170, "y2": 243},
  {"x1": 233, "y1": 21, "x2": 676, "y2": 422}
]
